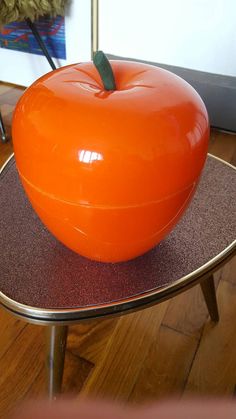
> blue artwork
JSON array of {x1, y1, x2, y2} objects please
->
[{"x1": 0, "y1": 16, "x2": 66, "y2": 59}]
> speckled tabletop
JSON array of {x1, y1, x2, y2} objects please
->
[{"x1": 0, "y1": 155, "x2": 235, "y2": 311}]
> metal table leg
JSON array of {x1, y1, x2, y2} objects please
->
[
  {"x1": 45, "y1": 325, "x2": 68, "y2": 399},
  {"x1": 200, "y1": 274, "x2": 219, "y2": 322},
  {"x1": 0, "y1": 110, "x2": 7, "y2": 143}
]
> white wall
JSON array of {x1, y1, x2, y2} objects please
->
[{"x1": 100, "y1": 0, "x2": 236, "y2": 77}]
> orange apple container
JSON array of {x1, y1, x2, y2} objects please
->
[{"x1": 13, "y1": 52, "x2": 209, "y2": 262}]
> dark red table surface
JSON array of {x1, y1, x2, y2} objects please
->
[{"x1": 0, "y1": 155, "x2": 235, "y2": 310}]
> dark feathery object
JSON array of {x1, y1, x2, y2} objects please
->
[{"x1": 0, "y1": 0, "x2": 69, "y2": 25}]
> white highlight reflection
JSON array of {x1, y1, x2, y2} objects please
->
[{"x1": 78, "y1": 150, "x2": 103, "y2": 163}]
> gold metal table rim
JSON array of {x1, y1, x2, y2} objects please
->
[{"x1": 0, "y1": 154, "x2": 235, "y2": 326}]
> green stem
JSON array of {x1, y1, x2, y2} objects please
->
[{"x1": 93, "y1": 50, "x2": 116, "y2": 91}]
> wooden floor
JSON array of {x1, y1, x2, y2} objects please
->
[{"x1": 0, "y1": 82, "x2": 236, "y2": 417}]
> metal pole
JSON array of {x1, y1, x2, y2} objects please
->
[{"x1": 91, "y1": 0, "x2": 99, "y2": 58}]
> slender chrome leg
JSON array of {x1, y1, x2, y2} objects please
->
[
  {"x1": 45, "y1": 325, "x2": 68, "y2": 400},
  {"x1": 200, "y1": 274, "x2": 219, "y2": 322},
  {"x1": 0, "y1": 110, "x2": 7, "y2": 143}
]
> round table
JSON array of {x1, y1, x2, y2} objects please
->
[{"x1": 0, "y1": 154, "x2": 235, "y2": 398}]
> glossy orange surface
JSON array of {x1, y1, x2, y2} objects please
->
[{"x1": 13, "y1": 60, "x2": 209, "y2": 262}]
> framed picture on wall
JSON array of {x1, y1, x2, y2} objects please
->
[{"x1": 0, "y1": 0, "x2": 92, "y2": 87}]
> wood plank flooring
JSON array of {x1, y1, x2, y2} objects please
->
[{"x1": 0, "y1": 82, "x2": 235, "y2": 417}]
